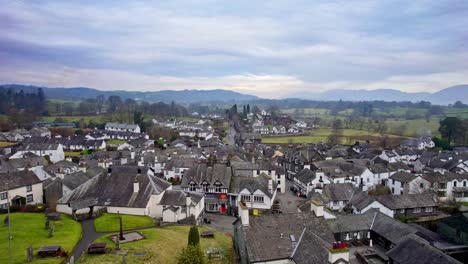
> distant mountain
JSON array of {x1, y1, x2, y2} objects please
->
[
  {"x1": 1, "y1": 84, "x2": 467, "y2": 105},
  {"x1": 289, "y1": 85, "x2": 468, "y2": 105},
  {"x1": 0, "y1": 84, "x2": 258, "y2": 103}
]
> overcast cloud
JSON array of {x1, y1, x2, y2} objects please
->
[{"x1": 1, "y1": 0, "x2": 467, "y2": 98}]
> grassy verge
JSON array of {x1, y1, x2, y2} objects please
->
[
  {"x1": 0, "y1": 213, "x2": 82, "y2": 264},
  {"x1": 94, "y1": 213, "x2": 156, "y2": 232},
  {"x1": 81, "y1": 225, "x2": 234, "y2": 264}
]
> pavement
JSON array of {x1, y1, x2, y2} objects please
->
[
  {"x1": 70, "y1": 219, "x2": 108, "y2": 262},
  {"x1": 203, "y1": 213, "x2": 237, "y2": 235},
  {"x1": 275, "y1": 180, "x2": 307, "y2": 213}
]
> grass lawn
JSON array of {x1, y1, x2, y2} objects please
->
[
  {"x1": 65, "y1": 151, "x2": 81, "y2": 157},
  {"x1": 262, "y1": 128, "x2": 407, "y2": 145},
  {"x1": 385, "y1": 117, "x2": 440, "y2": 137},
  {"x1": 0, "y1": 141, "x2": 16, "y2": 147},
  {"x1": 106, "y1": 139, "x2": 127, "y2": 145},
  {"x1": 0, "y1": 213, "x2": 82, "y2": 264},
  {"x1": 80, "y1": 225, "x2": 234, "y2": 264},
  {"x1": 94, "y1": 213, "x2": 156, "y2": 232}
]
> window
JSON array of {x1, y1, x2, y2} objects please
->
[
  {"x1": 400, "y1": 209, "x2": 405, "y2": 213},
  {"x1": 26, "y1": 194, "x2": 33, "y2": 203},
  {"x1": 256, "y1": 170, "x2": 260, "y2": 175},
  {"x1": 202, "y1": 183, "x2": 209, "y2": 193},
  {"x1": 391, "y1": 188, "x2": 395, "y2": 194},
  {"x1": 215, "y1": 183, "x2": 222, "y2": 193},
  {"x1": 207, "y1": 203, "x2": 218, "y2": 212},
  {"x1": 0, "y1": 192, "x2": 7, "y2": 200},
  {"x1": 189, "y1": 183, "x2": 196, "y2": 192},
  {"x1": 425, "y1": 207, "x2": 433, "y2": 213},
  {"x1": 333, "y1": 201, "x2": 340, "y2": 206},
  {"x1": 392, "y1": 179, "x2": 395, "y2": 185},
  {"x1": 413, "y1": 208, "x2": 421, "y2": 213},
  {"x1": 253, "y1": 196, "x2": 264, "y2": 203},
  {"x1": 464, "y1": 181, "x2": 467, "y2": 187},
  {"x1": 454, "y1": 181, "x2": 458, "y2": 187},
  {"x1": 401, "y1": 182, "x2": 405, "y2": 188},
  {"x1": 420, "y1": 183, "x2": 424, "y2": 188},
  {"x1": 26, "y1": 185, "x2": 32, "y2": 192},
  {"x1": 439, "y1": 182, "x2": 446, "y2": 189},
  {"x1": 0, "y1": 203, "x2": 7, "y2": 209},
  {"x1": 241, "y1": 195, "x2": 251, "y2": 202}
]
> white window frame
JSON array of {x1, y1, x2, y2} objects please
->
[
  {"x1": 413, "y1": 207, "x2": 421, "y2": 213},
  {"x1": 253, "y1": 195, "x2": 264, "y2": 203},
  {"x1": 0, "y1": 192, "x2": 7, "y2": 200},
  {"x1": 26, "y1": 185, "x2": 32, "y2": 192},
  {"x1": 241, "y1": 195, "x2": 251, "y2": 202}
]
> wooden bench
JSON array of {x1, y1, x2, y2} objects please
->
[
  {"x1": 201, "y1": 231, "x2": 214, "y2": 238},
  {"x1": 87, "y1": 243, "x2": 107, "y2": 254},
  {"x1": 38, "y1": 245, "x2": 62, "y2": 257}
]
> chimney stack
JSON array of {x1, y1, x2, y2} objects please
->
[
  {"x1": 268, "y1": 179, "x2": 273, "y2": 194},
  {"x1": 133, "y1": 180, "x2": 140, "y2": 193},
  {"x1": 238, "y1": 201, "x2": 249, "y2": 227},
  {"x1": 328, "y1": 242, "x2": 349, "y2": 263},
  {"x1": 310, "y1": 197, "x2": 324, "y2": 217}
]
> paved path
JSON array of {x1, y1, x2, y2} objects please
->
[
  {"x1": 204, "y1": 213, "x2": 236, "y2": 235},
  {"x1": 70, "y1": 219, "x2": 107, "y2": 262}
]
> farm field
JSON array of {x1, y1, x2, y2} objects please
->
[
  {"x1": 81, "y1": 225, "x2": 234, "y2": 264},
  {"x1": 261, "y1": 128, "x2": 408, "y2": 145},
  {"x1": 0, "y1": 213, "x2": 82, "y2": 264}
]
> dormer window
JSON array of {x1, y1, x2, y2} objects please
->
[
  {"x1": 189, "y1": 182, "x2": 196, "y2": 192},
  {"x1": 202, "y1": 182, "x2": 209, "y2": 193},
  {"x1": 215, "y1": 182, "x2": 222, "y2": 193}
]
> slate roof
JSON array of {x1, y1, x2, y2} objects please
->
[
  {"x1": 375, "y1": 193, "x2": 437, "y2": 210},
  {"x1": 181, "y1": 163, "x2": 232, "y2": 187},
  {"x1": 230, "y1": 173, "x2": 277, "y2": 198},
  {"x1": 58, "y1": 166, "x2": 171, "y2": 208},
  {"x1": 422, "y1": 171, "x2": 468, "y2": 183},
  {"x1": 294, "y1": 168, "x2": 316, "y2": 184},
  {"x1": 158, "y1": 190, "x2": 203, "y2": 206},
  {"x1": 291, "y1": 229, "x2": 330, "y2": 264},
  {"x1": 386, "y1": 234, "x2": 462, "y2": 264},
  {"x1": 389, "y1": 171, "x2": 417, "y2": 183},
  {"x1": 63, "y1": 171, "x2": 97, "y2": 190},
  {"x1": 313, "y1": 159, "x2": 367, "y2": 178},
  {"x1": 322, "y1": 183, "x2": 355, "y2": 201},
  {"x1": 0, "y1": 170, "x2": 42, "y2": 191},
  {"x1": 243, "y1": 212, "x2": 334, "y2": 263}
]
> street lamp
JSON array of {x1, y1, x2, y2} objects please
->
[{"x1": 6, "y1": 182, "x2": 12, "y2": 264}]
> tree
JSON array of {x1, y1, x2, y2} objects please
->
[
  {"x1": 188, "y1": 226, "x2": 200, "y2": 246},
  {"x1": 96, "y1": 95, "x2": 105, "y2": 114},
  {"x1": 133, "y1": 111, "x2": 145, "y2": 132},
  {"x1": 107, "y1": 96, "x2": 122, "y2": 113},
  {"x1": 432, "y1": 137, "x2": 450, "y2": 150},
  {"x1": 439, "y1": 117, "x2": 463, "y2": 145},
  {"x1": 328, "y1": 119, "x2": 343, "y2": 144},
  {"x1": 178, "y1": 244, "x2": 205, "y2": 264}
]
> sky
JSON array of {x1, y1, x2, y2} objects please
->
[{"x1": 1, "y1": 0, "x2": 468, "y2": 98}]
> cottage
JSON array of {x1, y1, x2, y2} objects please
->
[
  {"x1": 105, "y1": 123, "x2": 141, "y2": 133},
  {"x1": 0, "y1": 170, "x2": 43, "y2": 209},
  {"x1": 10, "y1": 143, "x2": 65, "y2": 163}
]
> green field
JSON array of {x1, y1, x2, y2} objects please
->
[
  {"x1": 385, "y1": 117, "x2": 440, "y2": 137},
  {"x1": 0, "y1": 142, "x2": 16, "y2": 147},
  {"x1": 94, "y1": 213, "x2": 156, "y2": 232},
  {"x1": 41, "y1": 115, "x2": 106, "y2": 123},
  {"x1": 261, "y1": 128, "x2": 407, "y2": 145},
  {"x1": 0, "y1": 213, "x2": 82, "y2": 264},
  {"x1": 81, "y1": 225, "x2": 234, "y2": 264},
  {"x1": 106, "y1": 139, "x2": 127, "y2": 145}
]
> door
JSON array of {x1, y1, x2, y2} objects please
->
[{"x1": 220, "y1": 204, "x2": 226, "y2": 213}]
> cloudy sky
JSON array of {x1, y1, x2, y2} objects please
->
[{"x1": 1, "y1": 0, "x2": 468, "y2": 98}]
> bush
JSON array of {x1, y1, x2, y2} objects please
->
[
  {"x1": 188, "y1": 226, "x2": 200, "y2": 246},
  {"x1": 178, "y1": 244, "x2": 205, "y2": 264},
  {"x1": 0, "y1": 204, "x2": 46, "y2": 214}
]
